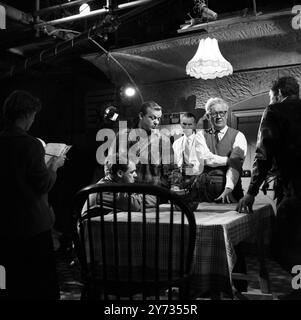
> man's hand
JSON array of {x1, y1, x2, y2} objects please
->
[
  {"x1": 236, "y1": 194, "x2": 255, "y2": 214},
  {"x1": 170, "y1": 186, "x2": 188, "y2": 197},
  {"x1": 215, "y1": 187, "x2": 237, "y2": 203},
  {"x1": 170, "y1": 185, "x2": 181, "y2": 191},
  {"x1": 48, "y1": 155, "x2": 66, "y2": 171}
]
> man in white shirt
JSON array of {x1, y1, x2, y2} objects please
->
[
  {"x1": 195, "y1": 97, "x2": 248, "y2": 203},
  {"x1": 195, "y1": 97, "x2": 248, "y2": 292},
  {"x1": 171, "y1": 112, "x2": 203, "y2": 200},
  {"x1": 173, "y1": 112, "x2": 203, "y2": 177}
]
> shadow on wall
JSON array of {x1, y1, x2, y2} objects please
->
[
  {"x1": 175, "y1": 95, "x2": 206, "y2": 127},
  {"x1": 175, "y1": 95, "x2": 197, "y2": 112}
]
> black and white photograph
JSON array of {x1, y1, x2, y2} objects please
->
[{"x1": 0, "y1": 0, "x2": 301, "y2": 304}]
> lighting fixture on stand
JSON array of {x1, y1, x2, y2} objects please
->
[
  {"x1": 186, "y1": 37, "x2": 233, "y2": 80},
  {"x1": 79, "y1": 3, "x2": 90, "y2": 15},
  {"x1": 193, "y1": 0, "x2": 217, "y2": 21}
]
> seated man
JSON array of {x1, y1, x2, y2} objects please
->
[
  {"x1": 194, "y1": 97, "x2": 248, "y2": 203},
  {"x1": 82, "y1": 157, "x2": 156, "y2": 214}
]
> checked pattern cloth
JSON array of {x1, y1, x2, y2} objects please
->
[{"x1": 85, "y1": 201, "x2": 274, "y2": 296}]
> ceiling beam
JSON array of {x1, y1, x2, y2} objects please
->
[
  {"x1": 0, "y1": 1, "x2": 79, "y2": 45},
  {"x1": 2, "y1": 0, "x2": 169, "y2": 79},
  {"x1": 35, "y1": 0, "x2": 155, "y2": 27},
  {"x1": 0, "y1": 1, "x2": 33, "y2": 24},
  {"x1": 33, "y1": 0, "x2": 95, "y2": 17}
]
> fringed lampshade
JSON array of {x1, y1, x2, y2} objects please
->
[{"x1": 186, "y1": 37, "x2": 233, "y2": 80}]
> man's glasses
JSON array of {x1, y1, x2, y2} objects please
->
[{"x1": 209, "y1": 111, "x2": 227, "y2": 118}]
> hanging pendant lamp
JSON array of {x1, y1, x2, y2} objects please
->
[{"x1": 186, "y1": 37, "x2": 233, "y2": 80}]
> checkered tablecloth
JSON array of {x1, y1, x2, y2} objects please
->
[
  {"x1": 85, "y1": 201, "x2": 275, "y2": 296},
  {"x1": 189, "y1": 202, "x2": 275, "y2": 295}
]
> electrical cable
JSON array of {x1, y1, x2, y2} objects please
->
[{"x1": 88, "y1": 36, "x2": 144, "y2": 104}]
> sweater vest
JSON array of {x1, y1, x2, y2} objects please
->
[{"x1": 203, "y1": 127, "x2": 244, "y2": 200}]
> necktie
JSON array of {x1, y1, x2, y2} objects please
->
[
  {"x1": 184, "y1": 138, "x2": 191, "y2": 164},
  {"x1": 214, "y1": 130, "x2": 220, "y2": 145}
]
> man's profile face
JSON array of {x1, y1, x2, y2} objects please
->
[
  {"x1": 269, "y1": 90, "x2": 279, "y2": 105},
  {"x1": 181, "y1": 116, "x2": 196, "y2": 137},
  {"x1": 139, "y1": 107, "x2": 162, "y2": 131},
  {"x1": 208, "y1": 103, "x2": 228, "y2": 131},
  {"x1": 122, "y1": 161, "x2": 137, "y2": 184}
]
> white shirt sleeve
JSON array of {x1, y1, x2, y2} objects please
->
[
  {"x1": 194, "y1": 130, "x2": 228, "y2": 167},
  {"x1": 172, "y1": 138, "x2": 181, "y2": 168},
  {"x1": 225, "y1": 131, "x2": 248, "y2": 190},
  {"x1": 225, "y1": 168, "x2": 240, "y2": 190}
]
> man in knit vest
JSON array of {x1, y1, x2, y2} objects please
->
[
  {"x1": 194, "y1": 97, "x2": 248, "y2": 293},
  {"x1": 195, "y1": 97, "x2": 248, "y2": 203}
]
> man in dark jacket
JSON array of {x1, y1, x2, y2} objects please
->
[
  {"x1": 0, "y1": 90, "x2": 65, "y2": 299},
  {"x1": 237, "y1": 76, "x2": 301, "y2": 300},
  {"x1": 83, "y1": 156, "x2": 156, "y2": 214}
]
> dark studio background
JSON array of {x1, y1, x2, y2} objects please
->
[{"x1": 0, "y1": 0, "x2": 297, "y2": 237}]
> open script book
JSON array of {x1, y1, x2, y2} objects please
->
[{"x1": 44, "y1": 143, "x2": 72, "y2": 165}]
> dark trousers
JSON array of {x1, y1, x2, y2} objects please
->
[
  {"x1": 0, "y1": 230, "x2": 60, "y2": 300},
  {"x1": 271, "y1": 196, "x2": 301, "y2": 272}
]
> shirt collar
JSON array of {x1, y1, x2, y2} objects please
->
[
  {"x1": 219, "y1": 125, "x2": 228, "y2": 135},
  {"x1": 184, "y1": 133, "x2": 195, "y2": 143}
]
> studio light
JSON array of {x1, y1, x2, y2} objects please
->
[
  {"x1": 79, "y1": 3, "x2": 90, "y2": 15},
  {"x1": 124, "y1": 86, "x2": 136, "y2": 97},
  {"x1": 194, "y1": 0, "x2": 217, "y2": 21}
]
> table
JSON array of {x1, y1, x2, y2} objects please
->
[
  {"x1": 188, "y1": 202, "x2": 274, "y2": 296},
  {"x1": 86, "y1": 201, "x2": 275, "y2": 297}
]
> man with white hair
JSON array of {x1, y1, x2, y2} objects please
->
[
  {"x1": 195, "y1": 97, "x2": 248, "y2": 204},
  {"x1": 195, "y1": 97, "x2": 248, "y2": 293}
]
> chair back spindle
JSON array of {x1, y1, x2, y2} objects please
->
[{"x1": 73, "y1": 183, "x2": 196, "y2": 300}]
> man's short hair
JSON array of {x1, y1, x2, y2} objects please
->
[
  {"x1": 107, "y1": 154, "x2": 131, "y2": 176},
  {"x1": 205, "y1": 97, "x2": 229, "y2": 114},
  {"x1": 139, "y1": 101, "x2": 162, "y2": 116},
  {"x1": 271, "y1": 76, "x2": 299, "y2": 98},
  {"x1": 180, "y1": 112, "x2": 196, "y2": 122},
  {"x1": 3, "y1": 90, "x2": 41, "y2": 123}
]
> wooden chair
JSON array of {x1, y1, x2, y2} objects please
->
[{"x1": 72, "y1": 183, "x2": 196, "y2": 300}]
